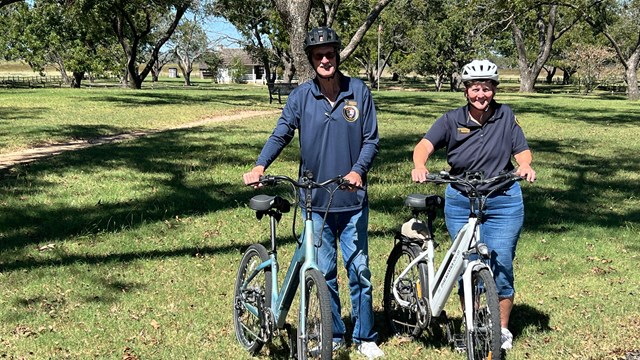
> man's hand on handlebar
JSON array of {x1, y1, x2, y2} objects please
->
[
  {"x1": 411, "y1": 167, "x2": 430, "y2": 183},
  {"x1": 341, "y1": 171, "x2": 362, "y2": 192},
  {"x1": 243, "y1": 165, "x2": 265, "y2": 188}
]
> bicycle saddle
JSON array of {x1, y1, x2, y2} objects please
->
[
  {"x1": 249, "y1": 194, "x2": 291, "y2": 213},
  {"x1": 404, "y1": 194, "x2": 444, "y2": 211}
]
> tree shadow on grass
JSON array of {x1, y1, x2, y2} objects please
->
[
  {"x1": 510, "y1": 303, "x2": 552, "y2": 340},
  {"x1": 1, "y1": 93, "x2": 639, "y2": 273},
  {"x1": 0, "y1": 124, "x2": 289, "y2": 252}
]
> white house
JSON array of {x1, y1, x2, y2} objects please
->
[{"x1": 199, "y1": 48, "x2": 265, "y2": 84}]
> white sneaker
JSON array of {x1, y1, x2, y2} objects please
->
[
  {"x1": 501, "y1": 328, "x2": 513, "y2": 350},
  {"x1": 357, "y1": 341, "x2": 384, "y2": 359}
]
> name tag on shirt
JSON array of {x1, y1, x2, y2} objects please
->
[{"x1": 457, "y1": 127, "x2": 471, "y2": 134}]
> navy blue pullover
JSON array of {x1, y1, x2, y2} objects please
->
[
  {"x1": 424, "y1": 101, "x2": 529, "y2": 189},
  {"x1": 256, "y1": 74, "x2": 379, "y2": 212}
]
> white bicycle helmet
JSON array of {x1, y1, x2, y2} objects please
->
[{"x1": 461, "y1": 60, "x2": 499, "y2": 83}]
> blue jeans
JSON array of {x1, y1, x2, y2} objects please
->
[
  {"x1": 444, "y1": 182, "x2": 524, "y2": 298},
  {"x1": 304, "y1": 207, "x2": 378, "y2": 344}
]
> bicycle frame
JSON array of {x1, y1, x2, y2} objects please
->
[
  {"x1": 240, "y1": 174, "x2": 343, "y2": 340},
  {"x1": 393, "y1": 215, "x2": 491, "y2": 331}
]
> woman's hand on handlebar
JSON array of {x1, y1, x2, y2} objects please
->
[
  {"x1": 243, "y1": 165, "x2": 265, "y2": 188},
  {"x1": 515, "y1": 165, "x2": 536, "y2": 183},
  {"x1": 411, "y1": 167, "x2": 430, "y2": 183}
]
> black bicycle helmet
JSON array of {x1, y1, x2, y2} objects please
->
[{"x1": 303, "y1": 26, "x2": 341, "y2": 54}]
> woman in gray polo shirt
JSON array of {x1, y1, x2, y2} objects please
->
[{"x1": 411, "y1": 59, "x2": 536, "y2": 351}]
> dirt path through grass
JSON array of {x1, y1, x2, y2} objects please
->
[{"x1": 0, "y1": 109, "x2": 279, "y2": 170}]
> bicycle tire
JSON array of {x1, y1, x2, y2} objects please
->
[
  {"x1": 297, "y1": 268, "x2": 333, "y2": 359},
  {"x1": 383, "y1": 241, "x2": 430, "y2": 338},
  {"x1": 233, "y1": 244, "x2": 272, "y2": 355},
  {"x1": 465, "y1": 268, "x2": 501, "y2": 360}
]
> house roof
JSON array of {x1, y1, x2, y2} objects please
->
[
  {"x1": 198, "y1": 48, "x2": 261, "y2": 70},
  {"x1": 219, "y1": 48, "x2": 260, "y2": 66}
]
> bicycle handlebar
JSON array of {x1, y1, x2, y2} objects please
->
[
  {"x1": 425, "y1": 170, "x2": 522, "y2": 194},
  {"x1": 249, "y1": 174, "x2": 362, "y2": 191}
]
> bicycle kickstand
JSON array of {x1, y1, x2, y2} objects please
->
[{"x1": 284, "y1": 323, "x2": 296, "y2": 359}]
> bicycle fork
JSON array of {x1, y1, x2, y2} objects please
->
[
  {"x1": 297, "y1": 217, "x2": 321, "y2": 349},
  {"x1": 461, "y1": 260, "x2": 493, "y2": 333}
]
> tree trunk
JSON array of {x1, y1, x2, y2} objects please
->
[
  {"x1": 367, "y1": 67, "x2": 377, "y2": 89},
  {"x1": 509, "y1": 5, "x2": 574, "y2": 93},
  {"x1": 282, "y1": 55, "x2": 296, "y2": 83},
  {"x1": 272, "y1": 0, "x2": 392, "y2": 83},
  {"x1": 182, "y1": 70, "x2": 192, "y2": 86},
  {"x1": 152, "y1": 59, "x2": 161, "y2": 82},
  {"x1": 71, "y1": 71, "x2": 84, "y2": 88},
  {"x1": 178, "y1": 56, "x2": 193, "y2": 86},
  {"x1": 450, "y1": 71, "x2": 462, "y2": 91},
  {"x1": 625, "y1": 64, "x2": 639, "y2": 101},
  {"x1": 272, "y1": 0, "x2": 312, "y2": 82},
  {"x1": 113, "y1": 4, "x2": 188, "y2": 89},
  {"x1": 562, "y1": 69, "x2": 574, "y2": 85},
  {"x1": 545, "y1": 66, "x2": 556, "y2": 84}
]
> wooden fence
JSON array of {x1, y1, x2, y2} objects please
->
[{"x1": 0, "y1": 76, "x2": 64, "y2": 88}]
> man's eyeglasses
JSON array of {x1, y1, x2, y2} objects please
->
[{"x1": 312, "y1": 51, "x2": 336, "y2": 61}]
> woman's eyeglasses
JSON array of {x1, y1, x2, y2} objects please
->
[{"x1": 312, "y1": 51, "x2": 336, "y2": 61}]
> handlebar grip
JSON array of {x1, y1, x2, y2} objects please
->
[
  {"x1": 339, "y1": 182, "x2": 364, "y2": 191},
  {"x1": 257, "y1": 175, "x2": 277, "y2": 186}
]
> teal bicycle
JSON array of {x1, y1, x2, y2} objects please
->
[{"x1": 233, "y1": 171, "x2": 355, "y2": 359}]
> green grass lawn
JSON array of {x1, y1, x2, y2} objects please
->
[{"x1": 0, "y1": 85, "x2": 639, "y2": 359}]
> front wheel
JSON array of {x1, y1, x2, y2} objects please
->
[
  {"x1": 233, "y1": 244, "x2": 272, "y2": 355},
  {"x1": 465, "y1": 268, "x2": 501, "y2": 360},
  {"x1": 297, "y1": 269, "x2": 333, "y2": 359},
  {"x1": 383, "y1": 241, "x2": 430, "y2": 338}
]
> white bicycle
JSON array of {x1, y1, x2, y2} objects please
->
[{"x1": 383, "y1": 171, "x2": 522, "y2": 360}]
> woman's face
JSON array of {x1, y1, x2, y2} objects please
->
[
  {"x1": 310, "y1": 45, "x2": 338, "y2": 78},
  {"x1": 465, "y1": 81, "x2": 496, "y2": 111}
]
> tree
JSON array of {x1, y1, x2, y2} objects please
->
[
  {"x1": 228, "y1": 55, "x2": 246, "y2": 83},
  {"x1": 200, "y1": 50, "x2": 223, "y2": 82},
  {"x1": 564, "y1": 43, "x2": 617, "y2": 93},
  {"x1": 152, "y1": 50, "x2": 173, "y2": 82},
  {"x1": 115, "y1": 0, "x2": 191, "y2": 89},
  {"x1": 390, "y1": 0, "x2": 479, "y2": 91},
  {"x1": 171, "y1": 14, "x2": 209, "y2": 86},
  {"x1": 271, "y1": 0, "x2": 394, "y2": 83},
  {"x1": 539, "y1": 21, "x2": 597, "y2": 85},
  {"x1": 0, "y1": 1, "x2": 29, "y2": 61},
  {"x1": 484, "y1": 0, "x2": 582, "y2": 92},
  {"x1": 72, "y1": 0, "x2": 191, "y2": 89},
  {"x1": 207, "y1": 0, "x2": 287, "y2": 83},
  {"x1": 0, "y1": 0, "x2": 22, "y2": 8},
  {"x1": 3, "y1": 0, "x2": 118, "y2": 87},
  {"x1": 578, "y1": 0, "x2": 640, "y2": 100},
  {"x1": 335, "y1": 0, "x2": 415, "y2": 88}
]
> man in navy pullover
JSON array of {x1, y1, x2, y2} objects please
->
[{"x1": 243, "y1": 26, "x2": 383, "y2": 359}]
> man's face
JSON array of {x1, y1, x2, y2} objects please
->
[{"x1": 310, "y1": 45, "x2": 338, "y2": 78}]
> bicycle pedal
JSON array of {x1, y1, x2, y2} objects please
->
[{"x1": 452, "y1": 334, "x2": 466, "y2": 352}]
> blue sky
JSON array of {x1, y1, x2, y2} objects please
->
[{"x1": 203, "y1": 17, "x2": 242, "y2": 48}]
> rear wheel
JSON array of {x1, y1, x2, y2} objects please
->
[
  {"x1": 465, "y1": 268, "x2": 501, "y2": 360},
  {"x1": 383, "y1": 241, "x2": 430, "y2": 338},
  {"x1": 233, "y1": 244, "x2": 272, "y2": 355},
  {"x1": 297, "y1": 269, "x2": 333, "y2": 359}
]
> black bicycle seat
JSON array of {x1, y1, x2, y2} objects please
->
[
  {"x1": 404, "y1": 194, "x2": 444, "y2": 211},
  {"x1": 249, "y1": 194, "x2": 291, "y2": 213}
]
